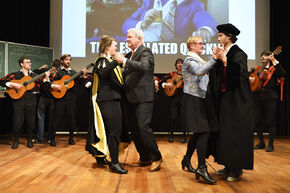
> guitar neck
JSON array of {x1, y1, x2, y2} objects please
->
[
  {"x1": 258, "y1": 48, "x2": 281, "y2": 74},
  {"x1": 177, "y1": 76, "x2": 183, "y2": 82},
  {"x1": 258, "y1": 59, "x2": 270, "y2": 74},
  {"x1": 65, "y1": 63, "x2": 94, "y2": 83},
  {"x1": 66, "y1": 71, "x2": 82, "y2": 83},
  {"x1": 25, "y1": 71, "x2": 47, "y2": 85}
]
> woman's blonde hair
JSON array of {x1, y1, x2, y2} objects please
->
[
  {"x1": 99, "y1": 35, "x2": 116, "y2": 56},
  {"x1": 186, "y1": 36, "x2": 202, "y2": 50}
]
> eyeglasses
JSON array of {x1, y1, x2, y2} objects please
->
[{"x1": 193, "y1": 42, "x2": 205, "y2": 46}]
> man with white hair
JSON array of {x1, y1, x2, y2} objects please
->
[{"x1": 115, "y1": 28, "x2": 163, "y2": 172}]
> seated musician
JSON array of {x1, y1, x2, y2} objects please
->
[
  {"x1": 49, "y1": 54, "x2": 91, "y2": 146},
  {"x1": 249, "y1": 50, "x2": 285, "y2": 152},
  {"x1": 0, "y1": 57, "x2": 40, "y2": 149},
  {"x1": 160, "y1": 58, "x2": 186, "y2": 143}
]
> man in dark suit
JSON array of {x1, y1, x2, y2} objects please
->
[{"x1": 115, "y1": 28, "x2": 163, "y2": 172}]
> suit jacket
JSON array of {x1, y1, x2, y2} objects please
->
[
  {"x1": 124, "y1": 45, "x2": 155, "y2": 103},
  {"x1": 122, "y1": 0, "x2": 217, "y2": 40}
]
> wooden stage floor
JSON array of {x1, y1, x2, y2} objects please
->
[{"x1": 0, "y1": 135, "x2": 289, "y2": 193}]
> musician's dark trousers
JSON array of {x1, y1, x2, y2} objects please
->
[
  {"x1": 127, "y1": 102, "x2": 162, "y2": 162},
  {"x1": 255, "y1": 97, "x2": 278, "y2": 146},
  {"x1": 52, "y1": 97, "x2": 77, "y2": 140},
  {"x1": 37, "y1": 96, "x2": 54, "y2": 142},
  {"x1": 99, "y1": 100, "x2": 122, "y2": 164},
  {"x1": 169, "y1": 94, "x2": 185, "y2": 135},
  {"x1": 12, "y1": 98, "x2": 37, "y2": 141}
]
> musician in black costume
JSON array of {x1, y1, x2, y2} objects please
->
[
  {"x1": 32, "y1": 59, "x2": 61, "y2": 143},
  {"x1": 250, "y1": 50, "x2": 285, "y2": 152},
  {"x1": 161, "y1": 58, "x2": 186, "y2": 143},
  {"x1": 0, "y1": 57, "x2": 40, "y2": 149},
  {"x1": 85, "y1": 35, "x2": 128, "y2": 174},
  {"x1": 49, "y1": 54, "x2": 89, "y2": 146}
]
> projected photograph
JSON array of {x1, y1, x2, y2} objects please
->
[
  {"x1": 62, "y1": 0, "x2": 254, "y2": 72},
  {"x1": 86, "y1": 0, "x2": 227, "y2": 55}
]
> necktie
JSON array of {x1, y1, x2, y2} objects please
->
[
  {"x1": 130, "y1": 50, "x2": 134, "y2": 60},
  {"x1": 160, "y1": 0, "x2": 177, "y2": 41}
]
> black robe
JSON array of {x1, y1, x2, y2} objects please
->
[{"x1": 209, "y1": 45, "x2": 254, "y2": 170}]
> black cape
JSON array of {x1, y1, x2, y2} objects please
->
[{"x1": 209, "y1": 45, "x2": 254, "y2": 170}]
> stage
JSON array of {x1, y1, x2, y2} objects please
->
[{"x1": 0, "y1": 135, "x2": 289, "y2": 193}]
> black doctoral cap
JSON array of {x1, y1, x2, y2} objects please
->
[{"x1": 216, "y1": 23, "x2": 240, "y2": 36}]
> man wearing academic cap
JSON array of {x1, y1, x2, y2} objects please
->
[{"x1": 209, "y1": 23, "x2": 254, "y2": 182}]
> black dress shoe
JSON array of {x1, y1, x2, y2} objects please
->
[
  {"x1": 254, "y1": 142, "x2": 266, "y2": 149},
  {"x1": 96, "y1": 157, "x2": 110, "y2": 165},
  {"x1": 195, "y1": 165, "x2": 216, "y2": 184},
  {"x1": 27, "y1": 140, "x2": 33, "y2": 148},
  {"x1": 11, "y1": 140, "x2": 19, "y2": 149},
  {"x1": 34, "y1": 139, "x2": 44, "y2": 144},
  {"x1": 50, "y1": 139, "x2": 56, "y2": 146},
  {"x1": 168, "y1": 132, "x2": 174, "y2": 143},
  {"x1": 109, "y1": 163, "x2": 128, "y2": 174},
  {"x1": 181, "y1": 136, "x2": 186, "y2": 143},
  {"x1": 181, "y1": 156, "x2": 195, "y2": 173},
  {"x1": 227, "y1": 170, "x2": 243, "y2": 182},
  {"x1": 68, "y1": 138, "x2": 75, "y2": 145},
  {"x1": 266, "y1": 144, "x2": 274, "y2": 152}
]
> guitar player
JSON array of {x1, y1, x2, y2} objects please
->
[
  {"x1": 32, "y1": 59, "x2": 61, "y2": 144},
  {"x1": 0, "y1": 57, "x2": 40, "y2": 149},
  {"x1": 161, "y1": 58, "x2": 186, "y2": 143},
  {"x1": 249, "y1": 50, "x2": 285, "y2": 152},
  {"x1": 49, "y1": 54, "x2": 91, "y2": 146}
]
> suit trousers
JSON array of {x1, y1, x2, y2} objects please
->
[
  {"x1": 37, "y1": 96, "x2": 54, "y2": 141},
  {"x1": 127, "y1": 102, "x2": 162, "y2": 162},
  {"x1": 12, "y1": 101, "x2": 36, "y2": 139},
  {"x1": 52, "y1": 97, "x2": 77, "y2": 138},
  {"x1": 169, "y1": 94, "x2": 184, "y2": 133}
]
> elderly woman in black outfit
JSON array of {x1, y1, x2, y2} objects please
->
[
  {"x1": 86, "y1": 35, "x2": 128, "y2": 174},
  {"x1": 181, "y1": 36, "x2": 221, "y2": 184}
]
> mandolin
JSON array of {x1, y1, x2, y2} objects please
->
[
  {"x1": 163, "y1": 73, "x2": 183, "y2": 96},
  {"x1": 249, "y1": 46, "x2": 282, "y2": 92},
  {"x1": 50, "y1": 63, "x2": 94, "y2": 99},
  {"x1": 7, "y1": 70, "x2": 51, "y2": 99}
]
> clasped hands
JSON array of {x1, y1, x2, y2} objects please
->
[
  {"x1": 114, "y1": 52, "x2": 126, "y2": 67},
  {"x1": 212, "y1": 46, "x2": 227, "y2": 66}
]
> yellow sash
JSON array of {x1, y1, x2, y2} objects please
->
[{"x1": 113, "y1": 65, "x2": 124, "y2": 85}]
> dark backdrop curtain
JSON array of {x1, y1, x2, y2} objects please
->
[
  {"x1": 0, "y1": 0, "x2": 50, "y2": 47},
  {"x1": 270, "y1": 0, "x2": 290, "y2": 136}
]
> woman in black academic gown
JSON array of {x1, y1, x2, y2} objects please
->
[{"x1": 85, "y1": 35, "x2": 128, "y2": 174}]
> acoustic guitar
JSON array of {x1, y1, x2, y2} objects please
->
[
  {"x1": 50, "y1": 63, "x2": 94, "y2": 99},
  {"x1": 163, "y1": 73, "x2": 183, "y2": 96},
  {"x1": 249, "y1": 46, "x2": 282, "y2": 92},
  {"x1": 7, "y1": 70, "x2": 50, "y2": 99}
]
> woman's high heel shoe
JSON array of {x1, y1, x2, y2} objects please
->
[
  {"x1": 181, "y1": 156, "x2": 196, "y2": 173},
  {"x1": 195, "y1": 165, "x2": 216, "y2": 184}
]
